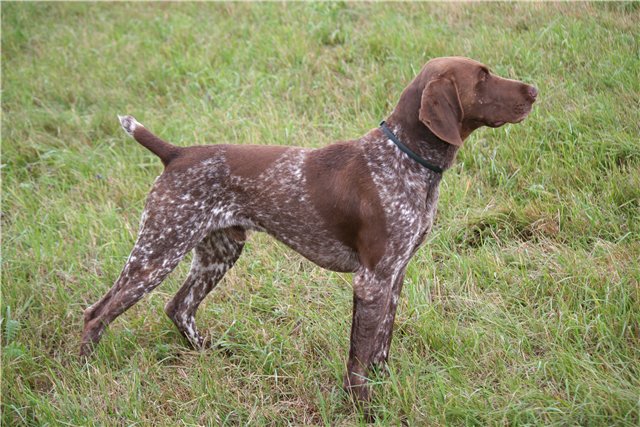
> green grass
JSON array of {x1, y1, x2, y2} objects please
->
[{"x1": 2, "y1": 2, "x2": 639, "y2": 425}]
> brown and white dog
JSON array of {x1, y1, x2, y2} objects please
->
[{"x1": 81, "y1": 57, "x2": 536, "y2": 404}]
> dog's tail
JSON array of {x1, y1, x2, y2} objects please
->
[{"x1": 118, "y1": 115, "x2": 181, "y2": 167}]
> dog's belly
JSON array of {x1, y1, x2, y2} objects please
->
[{"x1": 253, "y1": 214, "x2": 361, "y2": 273}]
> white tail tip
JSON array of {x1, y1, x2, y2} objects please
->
[{"x1": 118, "y1": 115, "x2": 141, "y2": 136}]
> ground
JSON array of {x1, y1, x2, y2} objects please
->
[{"x1": 2, "y1": 2, "x2": 639, "y2": 425}]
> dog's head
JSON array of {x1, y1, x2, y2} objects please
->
[{"x1": 394, "y1": 57, "x2": 537, "y2": 146}]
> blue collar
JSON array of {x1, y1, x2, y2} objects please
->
[{"x1": 379, "y1": 121, "x2": 444, "y2": 174}]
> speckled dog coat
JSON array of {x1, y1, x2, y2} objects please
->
[{"x1": 81, "y1": 57, "x2": 537, "y2": 405}]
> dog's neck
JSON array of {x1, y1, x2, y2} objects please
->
[{"x1": 382, "y1": 115, "x2": 461, "y2": 173}]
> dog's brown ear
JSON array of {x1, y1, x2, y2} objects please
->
[{"x1": 419, "y1": 78, "x2": 464, "y2": 146}]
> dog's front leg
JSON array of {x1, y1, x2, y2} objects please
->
[{"x1": 344, "y1": 267, "x2": 405, "y2": 404}]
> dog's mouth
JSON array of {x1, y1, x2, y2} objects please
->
[
  {"x1": 489, "y1": 105, "x2": 533, "y2": 127},
  {"x1": 511, "y1": 103, "x2": 534, "y2": 123},
  {"x1": 511, "y1": 109, "x2": 532, "y2": 124},
  {"x1": 488, "y1": 113, "x2": 529, "y2": 128}
]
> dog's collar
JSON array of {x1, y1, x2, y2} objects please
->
[{"x1": 379, "y1": 121, "x2": 444, "y2": 174}]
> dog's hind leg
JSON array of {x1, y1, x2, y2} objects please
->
[
  {"x1": 80, "y1": 176, "x2": 212, "y2": 357},
  {"x1": 165, "y1": 227, "x2": 246, "y2": 348}
]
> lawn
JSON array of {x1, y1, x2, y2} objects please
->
[{"x1": 2, "y1": 2, "x2": 639, "y2": 425}]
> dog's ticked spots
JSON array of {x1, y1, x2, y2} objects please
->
[{"x1": 84, "y1": 57, "x2": 537, "y2": 407}]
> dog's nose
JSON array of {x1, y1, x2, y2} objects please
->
[{"x1": 527, "y1": 85, "x2": 538, "y2": 100}]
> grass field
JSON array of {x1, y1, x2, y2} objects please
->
[{"x1": 2, "y1": 2, "x2": 639, "y2": 425}]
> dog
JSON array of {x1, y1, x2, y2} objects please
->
[{"x1": 81, "y1": 57, "x2": 537, "y2": 405}]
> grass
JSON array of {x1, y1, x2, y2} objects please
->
[{"x1": 2, "y1": 2, "x2": 639, "y2": 425}]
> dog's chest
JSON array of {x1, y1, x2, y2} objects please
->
[
  {"x1": 364, "y1": 140, "x2": 441, "y2": 249},
  {"x1": 413, "y1": 183, "x2": 440, "y2": 250}
]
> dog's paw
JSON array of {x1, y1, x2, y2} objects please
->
[{"x1": 118, "y1": 114, "x2": 141, "y2": 136}]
